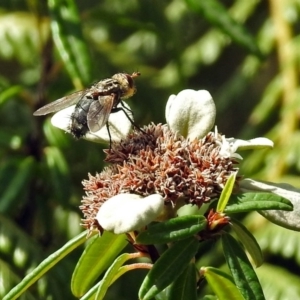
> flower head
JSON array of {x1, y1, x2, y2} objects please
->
[
  {"x1": 81, "y1": 123, "x2": 239, "y2": 234},
  {"x1": 80, "y1": 89, "x2": 274, "y2": 235}
]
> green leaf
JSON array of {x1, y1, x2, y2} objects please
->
[
  {"x1": 139, "y1": 237, "x2": 199, "y2": 300},
  {"x1": 0, "y1": 214, "x2": 72, "y2": 298},
  {"x1": 43, "y1": 119, "x2": 71, "y2": 148},
  {"x1": 240, "y1": 179, "x2": 300, "y2": 231},
  {"x1": 3, "y1": 231, "x2": 88, "y2": 300},
  {"x1": 230, "y1": 218, "x2": 263, "y2": 267},
  {"x1": 256, "y1": 263, "x2": 300, "y2": 300},
  {"x1": 168, "y1": 263, "x2": 197, "y2": 300},
  {"x1": 222, "y1": 233, "x2": 265, "y2": 300},
  {"x1": 0, "y1": 85, "x2": 22, "y2": 106},
  {"x1": 80, "y1": 255, "x2": 138, "y2": 300},
  {"x1": 48, "y1": 0, "x2": 92, "y2": 87},
  {"x1": 44, "y1": 146, "x2": 71, "y2": 205},
  {"x1": 94, "y1": 253, "x2": 132, "y2": 300},
  {"x1": 0, "y1": 12, "x2": 47, "y2": 64},
  {"x1": 224, "y1": 192, "x2": 293, "y2": 213},
  {"x1": 185, "y1": 0, "x2": 263, "y2": 57},
  {"x1": 253, "y1": 218, "x2": 300, "y2": 265},
  {"x1": 0, "y1": 159, "x2": 18, "y2": 200},
  {"x1": 136, "y1": 215, "x2": 207, "y2": 245},
  {"x1": 0, "y1": 131, "x2": 22, "y2": 149},
  {"x1": 202, "y1": 296, "x2": 218, "y2": 300},
  {"x1": 0, "y1": 213, "x2": 43, "y2": 267},
  {"x1": 71, "y1": 231, "x2": 127, "y2": 297},
  {"x1": 0, "y1": 156, "x2": 35, "y2": 213},
  {"x1": 202, "y1": 266, "x2": 244, "y2": 300},
  {"x1": 217, "y1": 172, "x2": 237, "y2": 213}
]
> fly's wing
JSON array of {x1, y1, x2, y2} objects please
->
[
  {"x1": 87, "y1": 95, "x2": 115, "y2": 132},
  {"x1": 33, "y1": 90, "x2": 88, "y2": 116}
]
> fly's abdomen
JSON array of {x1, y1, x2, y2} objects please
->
[{"x1": 70, "y1": 98, "x2": 93, "y2": 139}]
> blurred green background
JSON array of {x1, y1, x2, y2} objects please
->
[{"x1": 0, "y1": 0, "x2": 300, "y2": 299}]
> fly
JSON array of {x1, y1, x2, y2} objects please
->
[{"x1": 33, "y1": 72, "x2": 141, "y2": 140}]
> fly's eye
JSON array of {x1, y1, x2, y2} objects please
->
[{"x1": 126, "y1": 75, "x2": 134, "y2": 88}]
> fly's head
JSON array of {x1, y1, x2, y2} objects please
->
[{"x1": 112, "y1": 72, "x2": 140, "y2": 99}]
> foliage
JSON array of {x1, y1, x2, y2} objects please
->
[{"x1": 0, "y1": 0, "x2": 300, "y2": 299}]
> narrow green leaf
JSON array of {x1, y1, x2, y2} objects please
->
[
  {"x1": 43, "y1": 119, "x2": 71, "y2": 148},
  {"x1": 48, "y1": 0, "x2": 92, "y2": 87},
  {"x1": 3, "y1": 231, "x2": 88, "y2": 300},
  {"x1": 62, "y1": 0, "x2": 92, "y2": 83},
  {"x1": 0, "y1": 159, "x2": 18, "y2": 200},
  {"x1": 203, "y1": 266, "x2": 244, "y2": 300},
  {"x1": 222, "y1": 234, "x2": 265, "y2": 300},
  {"x1": 44, "y1": 146, "x2": 71, "y2": 204},
  {"x1": 0, "y1": 131, "x2": 22, "y2": 150},
  {"x1": 230, "y1": 218, "x2": 263, "y2": 267},
  {"x1": 71, "y1": 231, "x2": 127, "y2": 297},
  {"x1": 202, "y1": 296, "x2": 218, "y2": 300},
  {"x1": 0, "y1": 85, "x2": 22, "y2": 106},
  {"x1": 0, "y1": 12, "x2": 45, "y2": 64},
  {"x1": 217, "y1": 172, "x2": 237, "y2": 213},
  {"x1": 185, "y1": 0, "x2": 263, "y2": 57},
  {"x1": 94, "y1": 253, "x2": 132, "y2": 300},
  {"x1": 78, "y1": 282, "x2": 100, "y2": 300},
  {"x1": 139, "y1": 237, "x2": 199, "y2": 300},
  {"x1": 136, "y1": 215, "x2": 207, "y2": 245},
  {"x1": 153, "y1": 290, "x2": 169, "y2": 300},
  {"x1": 224, "y1": 192, "x2": 293, "y2": 213},
  {"x1": 0, "y1": 156, "x2": 35, "y2": 213},
  {"x1": 168, "y1": 263, "x2": 197, "y2": 300},
  {"x1": 80, "y1": 260, "x2": 138, "y2": 300}
]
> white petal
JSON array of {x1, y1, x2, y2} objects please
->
[
  {"x1": 51, "y1": 102, "x2": 133, "y2": 143},
  {"x1": 240, "y1": 179, "x2": 300, "y2": 231},
  {"x1": 227, "y1": 138, "x2": 274, "y2": 151},
  {"x1": 165, "y1": 89, "x2": 216, "y2": 139},
  {"x1": 218, "y1": 136, "x2": 273, "y2": 160},
  {"x1": 51, "y1": 105, "x2": 74, "y2": 132},
  {"x1": 96, "y1": 194, "x2": 165, "y2": 234}
]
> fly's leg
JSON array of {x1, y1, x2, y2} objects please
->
[
  {"x1": 106, "y1": 122, "x2": 113, "y2": 149},
  {"x1": 112, "y1": 102, "x2": 146, "y2": 134}
]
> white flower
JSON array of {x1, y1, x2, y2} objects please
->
[
  {"x1": 51, "y1": 102, "x2": 133, "y2": 143},
  {"x1": 96, "y1": 194, "x2": 165, "y2": 234},
  {"x1": 216, "y1": 128, "x2": 274, "y2": 160},
  {"x1": 165, "y1": 89, "x2": 216, "y2": 140}
]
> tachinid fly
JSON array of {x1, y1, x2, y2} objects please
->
[{"x1": 33, "y1": 72, "x2": 141, "y2": 139}]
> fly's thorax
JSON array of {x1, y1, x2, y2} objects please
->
[{"x1": 91, "y1": 79, "x2": 121, "y2": 97}]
